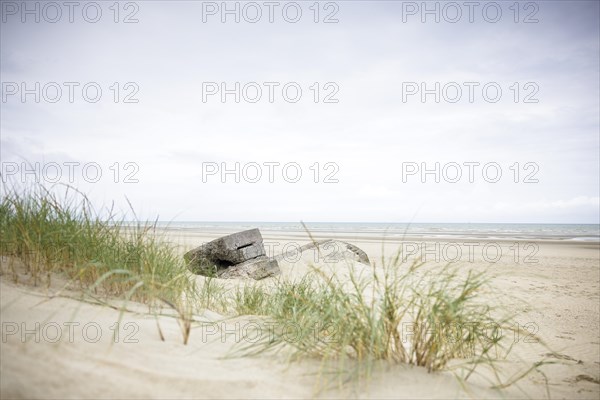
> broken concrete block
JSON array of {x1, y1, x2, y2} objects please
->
[
  {"x1": 219, "y1": 256, "x2": 280, "y2": 280},
  {"x1": 184, "y1": 228, "x2": 280, "y2": 279},
  {"x1": 275, "y1": 239, "x2": 370, "y2": 266},
  {"x1": 344, "y1": 242, "x2": 370, "y2": 265}
]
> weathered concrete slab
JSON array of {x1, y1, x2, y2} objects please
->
[
  {"x1": 275, "y1": 239, "x2": 370, "y2": 265},
  {"x1": 344, "y1": 242, "x2": 370, "y2": 265},
  {"x1": 184, "y1": 228, "x2": 280, "y2": 279},
  {"x1": 219, "y1": 256, "x2": 280, "y2": 280}
]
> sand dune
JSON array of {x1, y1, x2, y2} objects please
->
[{"x1": 1, "y1": 234, "x2": 599, "y2": 399}]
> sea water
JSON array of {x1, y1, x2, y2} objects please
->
[{"x1": 146, "y1": 222, "x2": 600, "y2": 242}]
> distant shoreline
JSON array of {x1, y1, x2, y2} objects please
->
[{"x1": 120, "y1": 222, "x2": 600, "y2": 244}]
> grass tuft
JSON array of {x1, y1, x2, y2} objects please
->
[
  {"x1": 0, "y1": 182, "x2": 195, "y2": 307},
  {"x1": 228, "y1": 252, "x2": 549, "y2": 390}
]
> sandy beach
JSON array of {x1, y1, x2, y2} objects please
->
[
  {"x1": 1, "y1": 229, "x2": 598, "y2": 399},
  {"x1": 3, "y1": 0, "x2": 599, "y2": 398}
]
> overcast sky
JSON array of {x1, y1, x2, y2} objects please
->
[{"x1": 1, "y1": 0, "x2": 599, "y2": 223}]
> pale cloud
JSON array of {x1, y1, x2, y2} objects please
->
[{"x1": 1, "y1": 1, "x2": 598, "y2": 223}]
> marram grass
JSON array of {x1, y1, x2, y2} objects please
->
[
  {"x1": 0, "y1": 183, "x2": 196, "y2": 305},
  {"x1": 228, "y1": 249, "x2": 552, "y2": 391}
]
